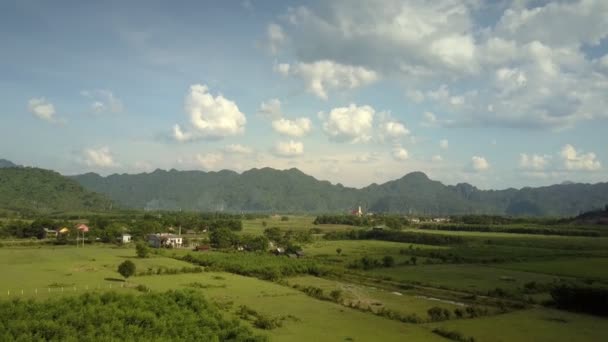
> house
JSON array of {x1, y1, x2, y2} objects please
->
[
  {"x1": 147, "y1": 233, "x2": 183, "y2": 248},
  {"x1": 432, "y1": 217, "x2": 450, "y2": 223},
  {"x1": 121, "y1": 234, "x2": 132, "y2": 244},
  {"x1": 43, "y1": 228, "x2": 58, "y2": 239},
  {"x1": 410, "y1": 218, "x2": 421, "y2": 224}
]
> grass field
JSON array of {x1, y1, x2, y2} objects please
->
[
  {"x1": 494, "y1": 257, "x2": 608, "y2": 283},
  {"x1": 429, "y1": 307, "x2": 608, "y2": 342},
  {"x1": 2, "y1": 215, "x2": 608, "y2": 341},
  {"x1": 365, "y1": 263, "x2": 566, "y2": 294},
  {"x1": 242, "y1": 215, "x2": 355, "y2": 235}
]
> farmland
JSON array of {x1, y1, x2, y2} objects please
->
[{"x1": 1, "y1": 214, "x2": 607, "y2": 341}]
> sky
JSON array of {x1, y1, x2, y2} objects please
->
[{"x1": 1, "y1": 0, "x2": 607, "y2": 189}]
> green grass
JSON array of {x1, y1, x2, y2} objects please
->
[
  {"x1": 285, "y1": 275, "x2": 460, "y2": 319},
  {"x1": 0, "y1": 245, "x2": 191, "y2": 297},
  {"x1": 428, "y1": 307, "x2": 608, "y2": 342},
  {"x1": 133, "y1": 272, "x2": 443, "y2": 341},
  {"x1": 365, "y1": 264, "x2": 564, "y2": 294},
  {"x1": 242, "y1": 216, "x2": 355, "y2": 235},
  {"x1": 495, "y1": 258, "x2": 608, "y2": 283}
]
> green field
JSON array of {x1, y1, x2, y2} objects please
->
[{"x1": 2, "y1": 216, "x2": 608, "y2": 341}]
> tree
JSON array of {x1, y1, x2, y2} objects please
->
[
  {"x1": 336, "y1": 248, "x2": 342, "y2": 256},
  {"x1": 136, "y1": 242, "x2": 149, "y2": 258},
  {"x1": 210, "y1": 227, "x2": 238, "y2": 249},
  {"x1": 410, "y1": 256, "x2": 417, "y2": 265},
  {"x1": 427, "y1": 307, "x2": 444, "y2": 321},
  {"x1": 263, "y1": 227, "x2": 283, "y2": 243},
  {"x1": 117, "y1": 260, "x2": 136, "y2": 280},
  {"x1": 280, "y1": 216, "x2": 289, "y2": 221},
  {"x1": 382, "y1": 255, "x2": 395, "y2": 267}
]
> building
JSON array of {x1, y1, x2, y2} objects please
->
[
  {"x1": 43, "y1": 228, "x2": 58, "y2": 239},
  {"x1": 147, "y1": 233, "x2": 183, "y2": 248},
  {"x1": 352, "y1": 205, "x2": 363, "y2": 217},
  {"x1": 121, "y1": 234, "x2": 132, "y2": 244}
]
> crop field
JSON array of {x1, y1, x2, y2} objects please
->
[{"x1": 241, "y1": 215, "x2": 355, "y2": 235}]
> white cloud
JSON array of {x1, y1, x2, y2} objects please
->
[
  {"x1": 274, "y1": 1, "x2": 608, "y2": 130},
  {"x1": 196, "y1": 152, "x2": 223, "y2": 170},
  {"x1": 560, "y1": 144, "x2": 601, "y2": 171},
  {"x1": 27, "y1": 98, "x2": 56, "y2": 122},
  {"x1": 470, "y1": 156, "x2": 490, "y2": 172},
  {"x1": 83, "y1": 147, "x2": 118, "y2": 168},
  {"x1": 267, "y1": 23, "x2": 286, "y2": 55},
  {"x1": 392, "y1": 145, "x2": 409, "y2": 161},
  {"x1": 257, "y1": 98, "x2": 282, "y2": 120},
  {"x1": 224, "y1": 144, "x2": 253, "y2": 154},
  {"x1": 320, "y1": 104, "x2": 375, "y2": 143},
  {"x1": 379, "y1": 120, "x2": 410, "y2": 140},
  {"x1": 275, "y1": 140, "x2": 304, "y2": 157},
  {"x1": 81, "y1": 89, "x2": 124, "y2": 113},
  {"x1": 519, "y1": 153, "x2": 551, "y2": 170},
  {"x1": 272, "y1": 117, "x2": 312, "y2": 137},
  {"x1": 277, "y1": 60, "x2": 378, "y2": 99},
  {"x1": 432, "y1": 155, "x2": 443, "y2": 162},
  {"x1": 439, "y1": 139, "x2": 449, "y2": 149},
  {"x1": 173, "y1": 84, "x2": 246, "y2": 141}
]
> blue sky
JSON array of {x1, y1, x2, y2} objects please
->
[{"x1": 1, "y1": 0, "x2": 607, "y2": 189}]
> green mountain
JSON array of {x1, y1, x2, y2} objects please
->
[
  {"x1": 0, "y1": 159, "x2": 18, "y2": 168},
  {"x1": 0, "y1": 166, "x2": 113, "y2": 213},
  {"x1": 71, "y1": 168, "x2": 608, "y2": 216}
]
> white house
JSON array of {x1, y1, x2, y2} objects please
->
[
  {"x1": 121, "y1": 234, "x2": 132, "y2": 244},
  {"x1": 147, "y1": 233, "x2": 183, "y2": 248}
]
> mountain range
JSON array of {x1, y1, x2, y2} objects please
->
[
  {"x1": 1, "y1": 158, "x2": 607, "y2": 216},
  {"x1": 70, "y1": 167, "x2": 608, "y2": 217}
]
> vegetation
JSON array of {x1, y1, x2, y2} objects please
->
[
  {"x1": 117, "y1": 260, "x2": 136, "y2": 280},
  {"x1": 550, "y1": 284, "x2": 608, "y2": 316},
  {"x1": 72, "y1": 167, "x2": 608, "y2": 216},
  {"x1": 0, "y1": 167, "x2": 113, "y2": 214},
  {"x1": 0, "y1": 290, "x2": 264, "y2": 341},
  {"x1": 135, "y1": 241, "x2": 150, "y2": 258}
]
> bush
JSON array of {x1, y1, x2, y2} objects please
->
[
  {"x1": 330, "y1": 289, "x2": 343, "y2": 302},
  {"x1": 117, "y1": 260, "x2": 136, "y2": 280},
  {"x1": 432, "y1": 328, "x2": 476, "y2": 342},
  {"x1": 0, "y1": 290, "x2": 265, "y2": 341},
  {"x1": 136, "y1": 242, "x2": 150, "y2": 258}
]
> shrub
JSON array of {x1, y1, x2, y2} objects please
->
[
  {"x1": 117, "y1": 260, "x2": 136, "y2": 280},
  {"x1": 136, "y1": 242, "x2": 150, "y2": 258}
]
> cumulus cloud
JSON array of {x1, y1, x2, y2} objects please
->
[
  {"x1": 83, "y1": 147, "x2": 118, "y2": 168},
  {"x1": 519, "y1": 153, "x2": 551, "y2": 171},
  {"x1": 81, "y1": 89, "x2": 124, "y2": 113},
  {"x1": 439, "y1": 139, "x2": 449, "y2": 149},
  {"x1": 27, "y1": 98, "x2": 56, "y2": 122},
  {"x1": 257, "y1": 98, "x2": 282, "y2": 120},
  {"x1": 273, "y1": 1, "x2": 608, "y2": 129},
  {"x1": 277, "y1": 60, "x2": 378, "y2": 99},
  {"x1": 173, "y1": 84, "x2": 246, "y2": 141},
  {"x1": 320, "y1": 104, "x2": 375, "y2": 143},
  {"x1": 379, "y1": 120, "x2": 409, "y2": 141},
  {"x1": 275, "y1": 140, "x2": 304, "y2": 157},
  {"x1": 272, "y1": 117, "x2": 312, "y2": 137},
  {"x1": 196, "y1": 152, "x2": 223, "y2": 170},
  {"x1": 224, "y1": 144, "x2": 253, "y2": 154},
  {"x1": 560, "y1": 144, "x2": 601, "y2": 171},
  {"x1": 470, "y1": 156, "x2": 490, "y2": 172},
  {"x1": 392, "y1": 145, "x2": 409, "y2": 161}
]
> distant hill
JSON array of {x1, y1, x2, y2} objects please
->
[
  {"x1": 0, "y1": 167, "x2": 113, "y2": 213},
  {"x1": 0, "y1": 159, "x2": 18, "y2": 168},
  {"x1": 71, "y1": 168, "x2": 608, "y2": 216}
]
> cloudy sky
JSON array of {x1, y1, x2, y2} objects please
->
[{"x1": 1, "y1": 0, "x2": 607, "y2": 189}]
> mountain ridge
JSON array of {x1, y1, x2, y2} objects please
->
[{"x1": 69, "y1": 167, "x2": 608, "y2": 216}]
